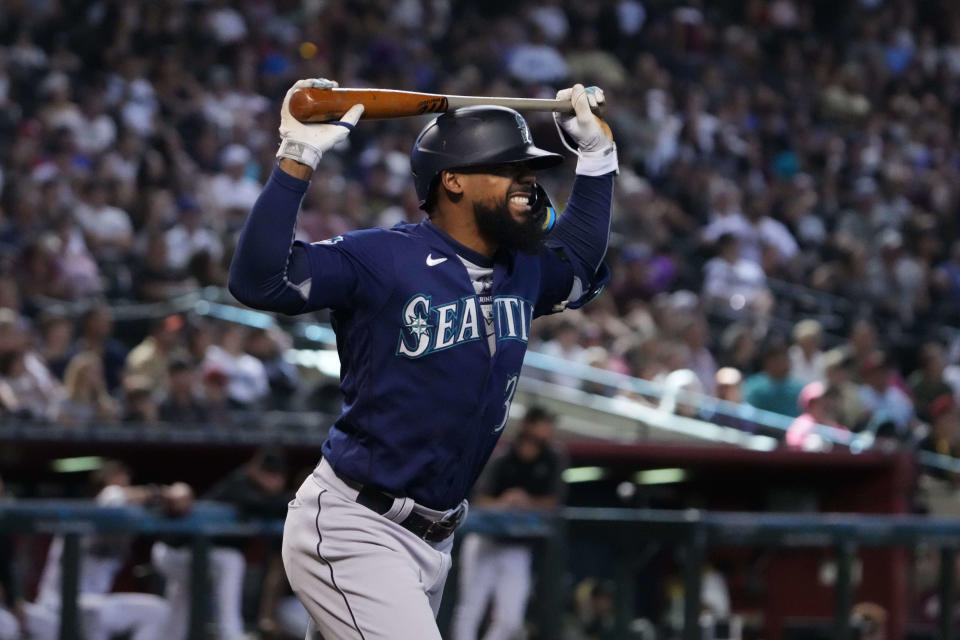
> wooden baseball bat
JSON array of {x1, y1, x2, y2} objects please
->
[{"x1": 289, "y1": 87, "x2": 575, "y2": 123}]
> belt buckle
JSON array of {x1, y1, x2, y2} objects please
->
[
  {"x1": 424, "y1": 518, "x2": 455, "y2": 542},
  {"x1": 424, "y1": 507, "x2": 464, "y2": 541}
]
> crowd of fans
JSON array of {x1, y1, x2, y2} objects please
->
[
  {"x1": 6, "y1": 2, "x2": 960, "y2": 638},
  {"x1": 1, "y1": 0, "x2": 960, "y2": 463}
]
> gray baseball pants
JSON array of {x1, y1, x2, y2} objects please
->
[{"x1": 282, "y1": 459, "x2": 457, "y2": 640}]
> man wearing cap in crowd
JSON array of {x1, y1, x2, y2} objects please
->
[
  {"x1": 124, "y1": 315, "x2": 184, "y2": 393},
  {"x1": 918, "y1": 393, "x2": 960, "y2": 483},
  {"x1": 823, "y1": 347, "x2": 866, "y2": 430},
  {"x1": 789, "y1": 319, "x2": 826, "y2": 385},
  {"x1": 207, "y1": 143, "x2": 262, "y2": 227},
  {"x1": 743, "y1": 336, "x2": 805, "y2": 417},
  {"x1": 859, "y1": 350, "x2": 914, "y2": 438}
]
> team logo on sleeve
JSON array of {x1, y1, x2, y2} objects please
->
[
  {"x1": 515, "y1": 113, "x2": 532, "y2": 144},
  {"x1": 396, "y1": 294, "x2": 532, "y2": 359}
]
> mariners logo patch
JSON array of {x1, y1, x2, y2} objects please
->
[{"x1": 515, "y1": 113, "x2": 532, "y2": 144}]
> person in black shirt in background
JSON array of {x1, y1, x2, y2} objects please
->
[
  {"x1": 157, "y1": 358, "x2": 209, "y2": 424},
  {"x1": 452, "y1": 407, "x2": 567, "y2": 640}
]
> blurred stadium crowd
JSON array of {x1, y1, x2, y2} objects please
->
[
  {"x1": 3, "y1": 0, "x2": 960, "y2": 455},
  {"x1": 2, "y1": 0, "x2": 960, "y2": 637}
]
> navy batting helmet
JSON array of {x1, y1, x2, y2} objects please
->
[{"x1": 410, "y1": 106, "x2": 563, "y2": 211}]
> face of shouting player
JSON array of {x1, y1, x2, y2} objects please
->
[{"x1": 457, "y1": 163, "x2": 547, "y2": 254}]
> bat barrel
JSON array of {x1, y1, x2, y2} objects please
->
[
  {"x1": 289, "y1": 88, "x2": 451, "y2": 122},
  {"x1": 289, "y1": 88, "x2": 574, "y2": 123}
]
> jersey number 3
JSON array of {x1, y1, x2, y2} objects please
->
[{"x1": 494, "y1": 374, "x2": 519, "y2": 433}]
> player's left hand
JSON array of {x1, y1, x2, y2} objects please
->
[{"x1": 554, "y1": 84, "x2": 618, "y2": 175}]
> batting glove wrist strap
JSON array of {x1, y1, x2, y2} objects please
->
[
  {"x1": 277, "y1": 138, "x2": 323, "y2": 170},
  {"x1": 575, "y1": 143, "x2": 619, "y2": 176}
]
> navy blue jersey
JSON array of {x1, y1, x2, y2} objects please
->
[{"x1": 230, "y1": 167, "x2": 612, "y2": 509}]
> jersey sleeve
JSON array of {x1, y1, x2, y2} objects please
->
[
  {"x1": 533, "y1": 173, "x2": 614, "y2": 317},
  {"x1": 229, "y1": 166, "x2": 396, "y2": 314},
  {"x1": 297, "y1": 229, "x2": 397, "y2": 311}
]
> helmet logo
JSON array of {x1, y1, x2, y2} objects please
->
[{"x1": 515, "y1": 113, "x2": 532, "y2": 144}]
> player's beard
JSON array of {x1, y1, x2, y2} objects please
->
[{"x1": 473, "y1": 195, "x2": 546, "y2": 255}]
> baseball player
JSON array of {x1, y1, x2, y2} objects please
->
[{"x1": 228, "y1": 77, "x2": 616, "y2": 639}]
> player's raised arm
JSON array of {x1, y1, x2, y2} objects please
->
[
  {"x1": 538, "y1": 84, "x2": 617, "y2": 313},
  {"x1": 227, "y1": 79, "x2": 364, "y2": 314}
]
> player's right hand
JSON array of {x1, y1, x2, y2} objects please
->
[{"x1": 277, "y1": 78, "x2": 364, "y2": 170}]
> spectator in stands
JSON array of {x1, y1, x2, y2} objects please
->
[
  {"x1": 163, "y1": 197, "x2": 222, "y2": 273},
  {"x1": 789, "y1": 319, "x2": 826, "y2": 385},
  {"x1": 39, "y1": 313, "x2": 73, "y2": 380},
  {"x1": 133, "y1": 234, "x2": 197, "y2": 302},
  {"x1": 121, "y1": 375, "x2": 158, "y2": 424},
  {"x1": 718, "y1": 322, "x2": 759, "y2": 374},
  {"x1": 124, "y1": 315, "x2": 184, "y2": 393},
  {"x1": 452, "y1": 407, "x2": 566, "y2": 640},
  {"x1": 715, "y1": 367, "x2": 743, "y2": 405},
  {"x1": 824, "y1": 348, "x2": 866, "y2": 431},
  {"x1": 918, "y1": 394, "x2": 960, "y2": 483},
  {"x1": 846, "y1": 318, "x2": 880, "y2": 381},
  {"x1": 245, "y1": 327, "x2": 299, "y2": 410},
  {"x1": 74, "y1": 304, "x2": 127, "y2": 392},
  {"x1": 702, "y1": 233, "x2": 773, "y2": 317},
  {"x1": 678, "y1": 314, "x2": 717, "y2": 394},
  {"x1": 910, "y1": 342, "x2": 956, "y2": 424},
  {"x1": 72, "y1": 179, "x2": 133, "y2": 262},
  {"x1": 786, "y1": 381, "x2": 847, "y2": 450},
  {"x1": 743, "y1": 337, "x2": 805, "y2": 418},
  {"x1": 17, "y1": 235, "x2": 68, "y2": 302},
  {"x1": 0, "y1": 308, "x2": 61, "y2": 421},
  {"x1": 859, "y1": 351, "x2": 915, "y2": 439},
  {"x1": 710, "y1": 366, "x2": 759, "y2": 433},
  {"x1": 205, "y1": 144, "x2": 261, "y2": 231},
  {"x1": 537, "y1": 321, "x2": 586, "y2": 389},
  {"x1": 52, "y1": 213, "x2": 102, "y2": 297},
  {"x1": 202, "y1": 367, "x2": 232, "y2": 425},
  {"x1": 932, "y1": 239, "x2": 960, "y2": 313},
  {"x1": 202, "y1": 322, "x2": 268, "y2": 408},
  {"x1": 865, "y1": 229, "x2": 928, "y2": 329},
  {"x1": 158, "y1": 358, "x2": 209, "y2": 424},
  {"x1": 58, "y1": 350, "x2": 119, "y2": 426}
]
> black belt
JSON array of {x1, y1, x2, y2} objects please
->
[{"x1": 339, "y1": 473, "x2": 463, "y2": 543}]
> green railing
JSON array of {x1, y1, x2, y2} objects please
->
[{"x1": 3, "y1": 502, "x2": 960, "y2": 640}]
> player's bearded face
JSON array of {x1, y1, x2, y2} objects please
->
[{"x1": 472, "y1": 183, "x2": 547, "y2": 255}]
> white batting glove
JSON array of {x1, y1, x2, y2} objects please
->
[
  {"x1": 277, "y1": 78, "x2": 364, "y2": 170},
  {"x1": 554, "y1": 84, "x2": 618, "y2": 176}
]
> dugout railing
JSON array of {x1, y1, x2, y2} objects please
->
[{"x1": 2, "y1": 502, "x2": 960, "y2": 640}]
